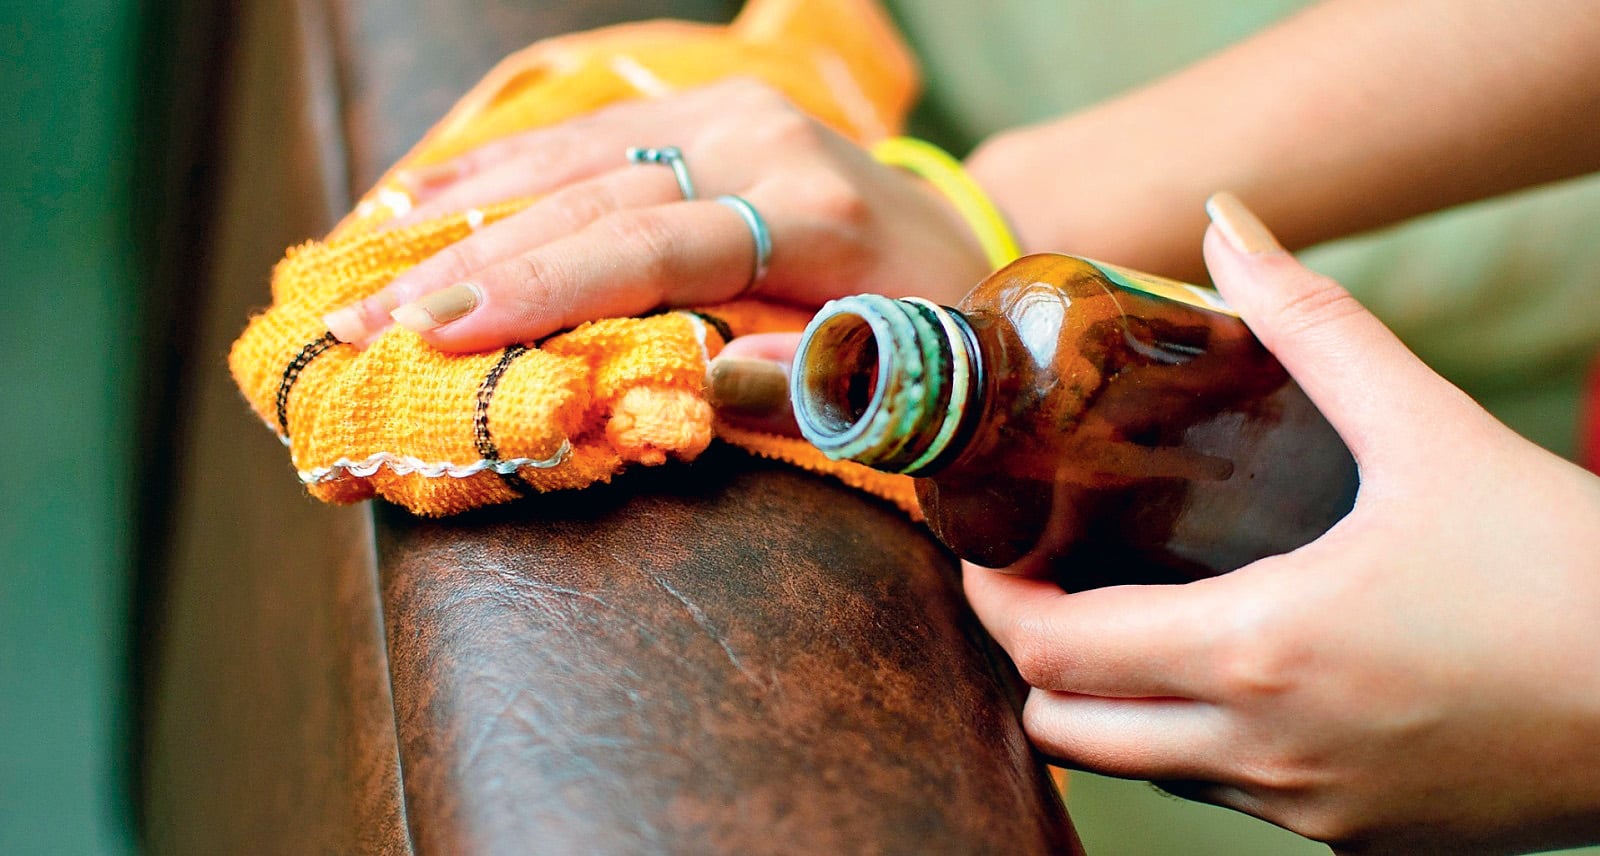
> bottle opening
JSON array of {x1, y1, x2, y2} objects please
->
[
  {"x1": 795, "y1": 311, "x2": 887, "y2": 442},
  {"x1": 792, "y1": 294, "x2": 973, "y2": 473}
]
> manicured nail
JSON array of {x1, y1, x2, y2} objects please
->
[
  {"x1": 394, "y1": 161, "x2": 462, "y2": 193},
  {"x1": 390, "y1": 283, "x2": 482, "y2": 333},
  {"x1": 707, "y1": 357, "x2": 791, "y2": 418},
  {"x1": 1205, "y1": 192, "x2": 1284, "y2": 255},
  {"x1": 323, "y1": 291, "x2": 400, "y2": 343},
  {"x1": 322, "y1": 306, "x2": 367, "y2": 343}
]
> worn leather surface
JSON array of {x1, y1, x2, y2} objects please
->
[
  {"x1": 341, "y1": 2, "x2": 1074, "y2": 850},
  {"x1": 378, "y1": 446, "x2": 1079, "y2": 854}
]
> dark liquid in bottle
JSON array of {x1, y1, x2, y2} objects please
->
[{"x1": 916, "y1": 255, "x2": 1357, "y2": 588}]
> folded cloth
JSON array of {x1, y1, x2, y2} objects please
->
[{"x1": 229, "y1": 0, "x2": 921, "y2": 517}]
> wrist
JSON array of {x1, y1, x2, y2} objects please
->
[{"x1": 871, "y1": 137, "x2": 1020, "y2": 271}]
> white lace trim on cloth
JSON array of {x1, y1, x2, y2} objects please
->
[
  {"x1": 285, "y1": 308, "x2": 713, "y2": 487},
  {"x1": 297, "y1": 440, "x2": 573, "y2": 484}
]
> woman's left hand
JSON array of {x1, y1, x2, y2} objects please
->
[
  {"x1": 321, "y1": 79, "x2": 989, "y2": 352},
  {"x1": 964, "y1": 194, "x2": 1600, "y2": 854}
]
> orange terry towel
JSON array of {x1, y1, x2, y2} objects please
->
[{"x1": 229, "y1": 0, "x2": 921, "y2": 517}]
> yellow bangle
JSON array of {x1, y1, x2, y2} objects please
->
[{"x1": 870, "y1": 136, "x2": 1021, "y2": 269}]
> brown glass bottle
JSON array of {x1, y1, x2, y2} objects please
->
[{"x1": 791, "y1": 253, "x2": 1357, "y2": 589}]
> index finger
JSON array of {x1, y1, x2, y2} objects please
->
[
  {"x1": 962, "y1": 562, "x2": 1229, "y2": 699},
  {"x1": 390, "y1": 193, "x2": 777, "y2": 351}
]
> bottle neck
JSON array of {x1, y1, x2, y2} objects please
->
[{"x1": 791, "y1": 294, "x2": 982, "y2": 476}]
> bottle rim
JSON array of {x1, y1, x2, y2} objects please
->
[{"x1": 791, "y1": 294, "x2": 970, "y2": 474}]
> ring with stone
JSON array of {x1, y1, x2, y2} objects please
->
[{"x1": 625, "y1": 145, "x2": 697, "y2": 201}]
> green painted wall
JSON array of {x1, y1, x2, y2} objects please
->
[{"x1": 0, "y1": 1, "x2": 141, "y2": 853}]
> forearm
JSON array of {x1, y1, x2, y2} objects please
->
[{"x1": 967, "y1": 0, "x2": 1600, "y2": 281}]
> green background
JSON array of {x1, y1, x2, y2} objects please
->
[{"x1": 1, "y1": 0, "x2": 140, "y2": 853}]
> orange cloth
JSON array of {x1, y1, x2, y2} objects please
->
[{"x1": 229, "y1": 0, "x2": 920, "y2": 517}]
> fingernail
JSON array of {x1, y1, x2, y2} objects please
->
[
  {"x1": 394, "y1": 161, "x2": 461, "y2": 193},
  {"x1": 1205, "y1": 192, "x2": 1284, "y2": 255},
  {"x1": 323, "y1": 291, "x2": 400, "y2": 343},
  {"x1": 390, "y1": 283, "x2": 482, "y2": 333},
  {"x1": 322, "y1": 306, "x2": 368, "y2": 343},
  {"x1": 707, "y1": 357, "x2": 791, "y2": 418}
]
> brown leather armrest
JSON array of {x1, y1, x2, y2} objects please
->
[
  {"x1": 144, "y1": 1, "x2": 1080, "y2": 852},
  {"x1": 377, "y1": 447, "x2": 1079, "y2": 853}
]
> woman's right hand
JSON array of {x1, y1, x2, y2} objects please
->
[
  {"x1": 964, "y1": 194, "x2": 1600, "y2": 854},
  {"x1": 321, "y1": 78, "x2": 991, "y2": 354}
]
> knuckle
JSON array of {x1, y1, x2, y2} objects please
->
[
  {"x1": 525, "y1": 130, "x2": 573, "y2": 175},
  {"x1": 1019, "y1": 692, "x2": 1065, "y2": 747},
  {"x1": 714, "y1": 76, "x2": 789, "y2": 111},
  {"x1": 436, "y1": 242, "x2": 483, "y2": 281},
  {"x1": 500, "y1": 253, "x2": 552, "y2": 295},
  {"x1": 1237, "y1": 748, "x2": 1322, "y2": 795},
  {"x1": 498, "y1": 254, "x2": 561, "y2": 323},
  {"x1": 601, "y1": 211, "x2": 677, "y2": 278},
  {"x1": 451, "y1": 147, "x2": 487, "y2": 178},
  {"x1": 1212, "y1": 604, "x2": 1306, "y2": 700},
  {"x1": 1216, "y1": 643, "x2": 1291, "y2": 701},
  {"x1": 459, "y1": 134, "x2": 521, "y2": 175},
  {"x1": 482, "y1": 130, "x2": 570, "y2": 184},
  {"x1": 546, "y1": 184, "x2": 617, "y2": 230},
  {"x1": 1005, "y1": 615, "x2": 1062, "y2": 689},
  {"x1": 1266, "y1": 274, "x2": 1367, "y2": 342},
  {"x1": 793, "y1": 170, "x2": 869, "y2": 227},
  {"x1": 755, "y1": 108, "x2": 825, "y2": 153}
]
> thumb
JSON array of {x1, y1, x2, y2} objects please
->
[
  {"x1": 707, "y1": 332, "x2": 803, "y2": 436},
  {"x1": 1202, "y1": 193, "x2": 1468, "y2": 465}
]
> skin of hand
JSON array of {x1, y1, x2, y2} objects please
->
[
  {"x1": 963, "y1": 194, "x2": 1600, "y2": 855},
  {"x1": 321, "y1": 78, "x2": 988, "y2": 352}
]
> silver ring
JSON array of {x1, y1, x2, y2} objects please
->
[
  {"x1": 715, "y1": 194, "x2": 772, "y2": 298},
  {"x1": 625, "y1": 145, "x2": 697, "y2": 201}
]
